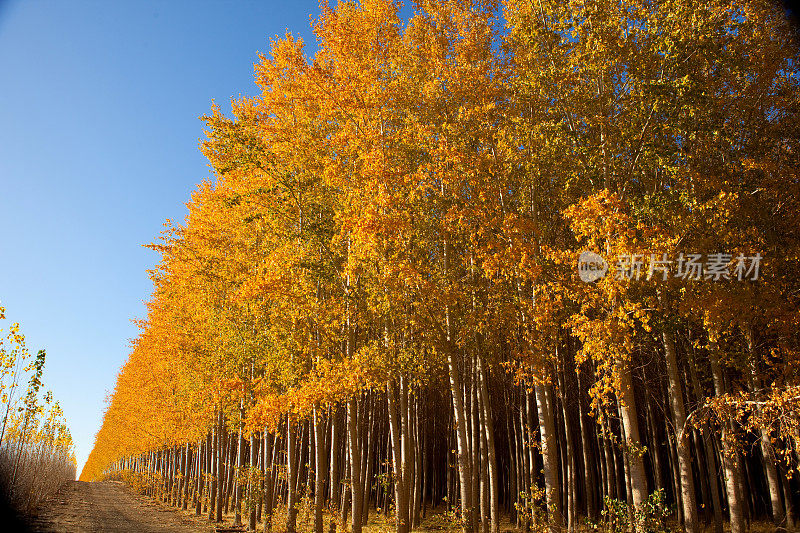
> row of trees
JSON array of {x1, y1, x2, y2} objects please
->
[
  {"x1": 0, "y1": 304, "x2": 77, "y2": 518},
  {"x1": 82, "y1": 1, "x2": 800, "y2": 532}
]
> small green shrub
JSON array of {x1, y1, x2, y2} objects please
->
[{"x1": 586, "y1": 489, "x2": 674, "y2": 533}]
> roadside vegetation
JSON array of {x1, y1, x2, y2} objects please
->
[{"x1": 0, "y1": 305, "x2": 76, "y2": 522}]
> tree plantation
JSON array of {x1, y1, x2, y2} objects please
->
[{"x1": 80, "y1": 1, "x2": 800, "y2": 532}]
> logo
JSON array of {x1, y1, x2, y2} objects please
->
[{"x1": 578, "y1": 251, "x2": 608, "y2": 282}]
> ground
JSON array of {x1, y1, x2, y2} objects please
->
[
  {"x1": 26, "y1": 481, "x2": 785, "y2": 533},
  {"x1": 29, "y1": 481, "x2": 216, "y2": 533}
]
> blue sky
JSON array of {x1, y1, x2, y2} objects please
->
[{"x1": 0, "y1": 0, "x2": 322, "y2": 475}]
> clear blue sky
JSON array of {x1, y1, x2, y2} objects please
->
[{"x1": 0, "y1": 0, "x2": 322, "y2": 476}]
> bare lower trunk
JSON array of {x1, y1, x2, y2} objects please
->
[
  {"x1": 662, "y1": 331, "x2": 697, "y2": 533},
  {"x1": 557, "y1": 361, "x2": 577, "y2": 533},
  {"x1": 235, "y1": 406, "x2": 245, "y2": 526},
  {"x1": 340, "y1": 443, "x2": 351, "y2": 527},
  {"x1": 687, "y1": 338, "x2": 724, "y2": 533},
  {"x1": 263, "y1": 431, "x2": 275, "y2": 533},
  {"x1": 286, "y1": 418, "x2": 299, "y2": 533},
  {"x1": 412, "y1": 396, "x2": 423, "y2": 528},
  {"x1": 534, "y1": 380, "x2": 562, "y2": 533},
  {"x1": 477, "y1": 354, "x2": 498, "y2": 533},
  {"x1": 616, "y1": 359, "x2": 648, "y2": 508},
  {"x1": 708, "y1": 335, "x2": 745, "y2": 533},
  {"x1": 314, "y1": 404, "x2": 328, "y2": 533},
  {"x1": 701, "y1": 432, "x2": 724, "y2": 533},
  {"x1": 196, "y1": 437, "x2": 205, "y2": 515},
  {"x1": 402, "y1": 381, "x2": 414, "y2": 531},
  {"x1": 330, "y1": 407, "x2": 341, "y2": 508},
  {"x1": 447, "y1": 346, "x2": 474, "y2": 533},
  {"x1": 388, "y1": 379, "x2": 410, "y2": 533},
  {"x1": 215, "y1": 411, "x2": 225, "y2": 523},
  {"x1": 209, "y1": 424, "x2": 217, "y2": 519},
  {"x1": 601, "y1": 417, "x2": 616, "y2": 502},
  {"x1": 443, "y1": 232, "x2": 473, "y2": 533},
  {"x1": 470, "y1": 369, "x2": 481, "y2": 533},
  {"x1": 577, "y1": 369, "x2": 597, "y2": 519},
  {"x1": 183, "y1": 442, "x2": 190, "y2": 510},
  {"x1": 348, "y1": 397, "x2": 363, "y2": 533},
  {"x1": 249, "y1": 433, "x2": 258, "y2": 531},
  {"x1": 361, "y1": 396, "x2": 375, "y2": 525}
]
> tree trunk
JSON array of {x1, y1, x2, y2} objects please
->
[
  {"x1": 477, "y1": 354, "x2": 498, "y2": 533},
  {"x1": 645, "y1": 401, "x2": 665, "y2": 496},
  {"x1": 687, "y1": 337, "x2": 724, "y2": 533},
  {"x1": 183, "y1": 442, "x2": 191, "y2": 510},
  {"x1": 361, "y1": 395, "x2": 375, "y2": 526},
  {"x1": 330, "y1": 406, "x2": 342, "y2": 509},
  {"x1": 388, "y1": 379, "x2": 410, "y2": 533},
  {"x1": 745, "y1": 324, "x2": 786, "y2": 529},
  {"x1": 662, "y1": 331, "x2": 697, "y2": 532},
  {"x1": 469, "y1": 367, "x2": 481, "y2": 533},
  {"x1": 708, "y1": 334, "x2": 745, "y2": 533},
  {"x1": 286, "y1": 418, "x2": 299, "y2": 533},
  {"x1": 412, "y1": 396, "x2": 423, "y2": 527},
  {"x1": 447, "y1": 345, "x2": 474, "y2": 533},
  {"x1": 209, "y1": 444, "x2": 216, "y2": 513},
  {"x1": 557, "y1": 363, "x2": 577, "y2": 533},
  {"x1": 616, "y1": 359, "x2": 648, "y2": 508},
  {"x1": 600, "y1": 417, "x2": 617, "y2": 502},
  {"x1": 215, "y1": 411, "x2": 225, "y2": 523},
  {"x1": 263, "y1": 431, "x2": 275, "y2": 533},
  {"x1": 235, "y1": 405, "x2": 245, "y2": 526},
  {"x1": 576, "y1": 369, "x2": 598, "y2": 519},
  {"x1": 314, "y1": 404, "x2": 329, "y2": 533},
  {"x1": 534, "y1": 380, "x2": 562, "y2": 533},
  {"x1": 196, "y1": 438, "x2": 204, "y2": 515},
  {"x1": 340, "y1": 444, "x2": 350, "y2": 528},
  {"x1": 249, "y1": 432, "x2": 258, "y2": 531},
  {"x1": 348, "y1": 396, "x2": 363, "y2": 533}
]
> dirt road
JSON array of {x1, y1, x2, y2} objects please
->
[{"x1": 30, "y1": 480, "x2": 216, "y2": 533}]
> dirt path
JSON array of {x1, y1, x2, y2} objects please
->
[{"x1": 30, "y1": 480, "x2": 217, "y2": 533}]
